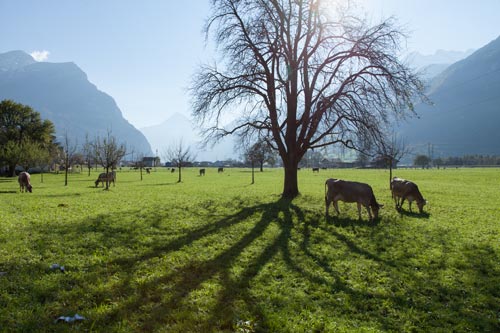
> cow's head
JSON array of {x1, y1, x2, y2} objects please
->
[
  {"x1": 372, "y1": 203, "x2": 383, "y2": 219},
  {"x1": 417, "y1": 200, "x2": 426, "y2": 213},
  {"x1": 26, "y1": 184, "x2": 32, "y2": 193}
]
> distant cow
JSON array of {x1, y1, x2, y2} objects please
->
[
  {"x1": 325, "y1": 178, "x2": 383, "y2": 221},
  {"x1": 391, "y1": 177, "x2": 426, "y2": 213},
  {"x1": 171, "y1": 168, "x2": 175, "y2": 173},
  {"x1": 199, "y1": 168, "x2": 206, "y2": 176},
  {"x1": 312, "y1": 167, "x2": 319, "y2": 173},
  {"x1": 218, "y1": 167, "x2": 224, "y2": 173},
  {"x1": 146, "y1": 168, "x2": 151, "y2": 174},
  {"x1": 95, "y1": 171, "x2": 116, "y2": 187},
  {"x1": 18, "y1": 171, "x2": 32, "y2": 193}
]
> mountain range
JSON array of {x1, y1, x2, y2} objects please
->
[
  {"x1": 400, "y1": 36, "x2": 500, "y2": 157},
  {"x1": 0, "y1": 50, "x2": 152, "y2": 155},
  {"x1": 1, "y1": 37, "x2": 499, "y2": 164}
]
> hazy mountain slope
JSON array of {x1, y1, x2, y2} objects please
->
[
  {"x1": 141, "y1": 113, "x2": 237, "y2": 161},
  {"x1": 406, "y1": 49, "x2": 475, "y2": 81},
  {"x1": 0, "y1": 51, "x2": 152, "y2": 155},
  {"x1": 400, "y1": 36, "x2": 500, "y2": 156}
]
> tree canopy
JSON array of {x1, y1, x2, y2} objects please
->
[
  {"x1": 0, "y1": 99, "x2": 56, "y2": 176},
  {"x1": 191, "y1": 0, "x2": 425, "y2": 198}
]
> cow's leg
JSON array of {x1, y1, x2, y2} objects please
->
[
  {"x1": 325, "y1": 195, "x2": 331, "y2": 216},
  {"x1": 366, "y1": 205, "x2": 373, "y2": 221},
  {"x1": 357, "y1": 202, "x2": 362, "y2": 220},
  {"x1": 333, "y1": 200, "x2": 340, "y2": 215},
  {"x1": 409, "y1": 200, "x2": 413, "y2": 212},
  {"x1": 400, "y1": 197, "x2": 406, "y2": 211}
]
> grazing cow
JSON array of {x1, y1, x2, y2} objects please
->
[
  {"x1": 218, "y1": 167, "x2": 224, "y2": 173},
  {"x1": 312, "y1": 167, "x2": 319, "y2": 173},
  {"x1": 199, "y1": 168, "x2": 205, "y2": 176},
  {"x1": 18, "y1": 171, "x2": 32, "y2": 193},
  {"x1": 325, "y1": 178, "x2": 383, "y2": 221},
  {"x1": 171, "y1": 168, "x2": 175, "y2": 173},
  {"x1": 391, "y1": 177, "x2": 426, "y2": 213},
  {"x1": 146, "y1": 168, "x2": 151, "y2": 174},
  {"x1": 95, "y1": 171, "x2": 116, "y2": 187}
]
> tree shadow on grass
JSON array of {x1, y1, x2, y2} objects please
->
[{"x1": 11, "y1": 198, "x2": 500, "y2": 332}]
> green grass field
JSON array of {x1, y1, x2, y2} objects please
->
[{"x1": 0, "y1": 167, "x2": 499, "y2": 332}]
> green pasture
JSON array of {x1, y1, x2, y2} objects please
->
[{"x1": 0, "y1": 167, "x2": 499, "y2": 332}]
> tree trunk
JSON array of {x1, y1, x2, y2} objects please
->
[
  {"x1": 177, "y1": 164, "x2": 181, "y2": 183},
  {"x1": 251, "y1": 161, "x2": 255, "y2": 184},
  {"x1": 9, "y1": 164, "x2": 15, "y2": 177},
  {"x1": 64, "y1": 157, "x2": 69, "y2": 186},
  {"x1": 282, "y1": 159, "x2": 299, "y2": 198},
  {"x1": 389, "y1": 165, "x2": 393, "y2": 189},
  {"x1": 105, "y1": 166, "x2": 109, "y2": 190},
  {"x1": 259, "y1": 161, "x2": 264, "y2": 172}
]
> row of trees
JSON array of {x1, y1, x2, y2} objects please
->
[
  {"x1": 414, "y1": 154, "x2": 500, "y2": 169},
  {"x1": 0, "y1": 100, "x2": 127, "y2": 189}
]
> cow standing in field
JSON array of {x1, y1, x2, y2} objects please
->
[
  {"x1": 199, "y1": 168, "x2": 206, "y2": 176},
  {"x1": 218, "y1": 167, "x2": 224, "y2": 173},
  {"x1": 18, "y1": 171, "x2": 32, "y2": 193},
  {"x1": 95, "y1": 171, "x2": 116, "y2": 187},
  {"x1": 325, "y1": 178, "x2": 383, "y2": 221},
  {"x1": 171, "y1": 168, "x2": 175, "y2": 173},
  {"x1": 391, "y1": 177, "x2": 426, "y2": 213},
  {"x1": 312, "y1": 167, "x2": 319, "y2": 173}
]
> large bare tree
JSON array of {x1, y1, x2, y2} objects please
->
[{"x1": 191, "y1": 0, "x2": 425, "y2": 198}]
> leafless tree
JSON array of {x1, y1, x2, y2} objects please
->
[
  {"x1": 163, "y1": 140, "x2": 195, "y2": 183},
  {"x1": 62, "y1": 131, "x2": 78, "y2": 186},
  {"x1": 82, "y1": 133, "x2": 94, "y2": 176},
  {"x1": 93, "y1": 131, "x2": 126, "y2": 189},
  {"x1": 191, "y1": 0, "x2": 426, "y2": 198},
  {"x1": 373, "y1": 133, "x2": 410, "y2": 188}
]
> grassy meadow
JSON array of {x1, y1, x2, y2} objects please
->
[{"x1": 0, "y1": 167, "x2": 499, "y2": 332}]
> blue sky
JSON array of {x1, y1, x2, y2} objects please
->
[{"x1": 1, "y1": 0, "x2": 499, "y2": 128}]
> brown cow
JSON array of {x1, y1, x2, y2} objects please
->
[
  {"x1": 199, "y1": 168, "x2": 206, "y2": 176},
  {"x1": 325, "y1": 178, "x2": 382, "y2": 221},
  {"x1": 18, "y1": 171, "x2": 32, "y2": 193},
  {"x1": 391, "y1": 177, "x2": 426, "y2": 213},
  {"x1": 218, "y1": 167, "x2": 224, "y2": 173},
  {"x1": 95, "y1": 171, "x2": 116, "y2": 187}
]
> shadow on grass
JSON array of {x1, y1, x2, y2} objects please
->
[
  {"x1": 8, "y1": 198, "x2": 499, "y2": 332},
  {"x1": 398, "y1": 209, "x2": 431, "y2": 219}
]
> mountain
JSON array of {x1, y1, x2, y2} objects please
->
[
  {"x1": 406, "y1": 49, "x2": 475, "y2": 81},
  {"x1": 141, "y1": 113, "x2": 237, "y2": 162},
  {"x1": 0, "y1": 50, "x2": 152, "y2": 155},
  {"x1": 399, "y1": 36, "x2": 500, "y2": 157},
  {"x1": 406, "y1": 49, "x2": 475, "y2": 70}
]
